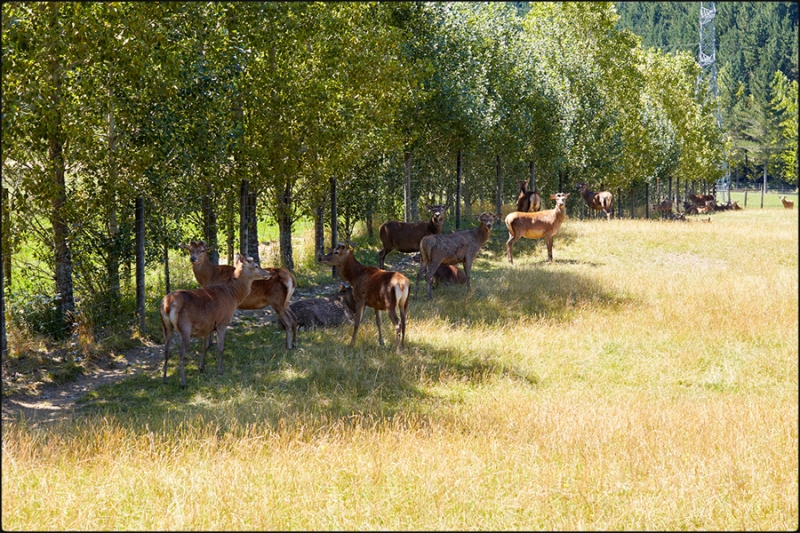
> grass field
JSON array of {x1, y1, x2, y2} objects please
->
[{"x1": 2, "y1": 203, "x2": 798, "y2": 530}]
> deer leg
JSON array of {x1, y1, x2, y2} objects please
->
[
  {"x1": 288, "y1": 307, "x2": 298, "y2": 349},
  {"x1": 546, "y1": 234, "x2": 554, "y2": 262},
  {"x1": 214, "y1": 326, "x2": 227, "y2": 375},
  {"x1": 378, "y1": 248, "x2": 388, "y2": 270},
  {"x1": 415, "y1": 261, "x2": 426, "y2": 300},
  {"x1": 278, "y1": 307, "x2": 294, "y2": 350},
  {"x1": 350, "y1": 301, "x2": 365, "y2": 347},
  {"x1": 375, "y1": 308, "x2": 384, "y2": 346},
  {"x1": 162, "y1": 325, "x2": 173, "y2": 384},
  {"x1": 387, "y1": 304, "x2": 403, "y2": 351},
  {"x1": 506, "y1": 232, "x2": 521, "y2": 263},
  {"x1": 425, "y1": 261, "x2": 441, "y2": 300},
  {"x1": 463, "y1": 259, "x2": 472, "y2": 292}
]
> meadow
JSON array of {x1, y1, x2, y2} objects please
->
[{"x1": 2, "y1": 203, "x2": 798, "y2": 530}]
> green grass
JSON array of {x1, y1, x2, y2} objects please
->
[{"x1": 2, "y1": 200, "x2": 798, "y2": 530}]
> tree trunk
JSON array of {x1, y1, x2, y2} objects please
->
[
  {"x1": 106, "y1": 89, "x2": 121, "y2": 302},
  {"x1": 404, "y1": 151, "x2": 412, "y2": 223},
  {"x1": 248, "y1": 191, "x2": 258, "y2": 264},
  {"x1": 495, "y1": 155, "x2": 503, "y2": 216},
  {"x1": 2, "y1": 188, "x2": 10, "y2": 287},
  {"x1": 202, "y1": 182, "x2": 220, "y2": 264},
  {"x1": 239, "y1": 179, "x2": 249, "y2": 257},
  {"x1": 330, "y1": 177, "x2": 338, "y2": 278},
  {"x1": 645, "y1": 182, "x2": 650, "y2": 219},
  {"x1": 456, "y1": 150, "x2": 462, "y2": 229},
  {"x1": 630, "y1": 187, "x2": 635, "y2": 219},
  {"x1": 163, "y1": 240, "x2": 171, "y2": 295},
  {"x1": 366, "y1": 208, "x2": 374, "y2": 240},
  {"x1": 278, "y1": 183, "x2": 293, "y2": 270},
  {"x1": 135, "y1": 197, "x2": 145, "y2": 335},
  {"x1": 50, "y1": 125, "x2": 75, "y2": 334},
  {"x1": 314, "y1": 202, "x2": 325, "y2": 261},
  {"x1": 226, "y1": 192, "x2": 235, "y2": 264},
  {"x1": 529, "y1": 161, "x2": 536, "y2": 193},
  {"x1": 761, "y1": 161, "x2": 767, "y2": 208}
]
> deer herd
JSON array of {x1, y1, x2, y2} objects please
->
[{"x1": 160, "y1": 181, "x2": 785, "y2": 387}]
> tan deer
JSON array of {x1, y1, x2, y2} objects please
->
[
  {"x1": 505, "y1": 192, "x2": 570, "y2": 263},
  {"x1": 160, "y1": 255, "x2": 271, "y2": 388}
]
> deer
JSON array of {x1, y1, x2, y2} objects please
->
[
  {"x1": 505, "y1": 192, "x2": 570, "y2": 264},
  {"x1": 285, "y1": 284, "x2": 357, "y2": 329},
  {"x1": 179, "y1": 241, "x2": 298, "y2": 350},
  {"x1": 780, "y1": 196, "x2": 794, "y2": 209},
  {"x1": 432, "y1": 264, "x2": 467, "y2": 286},
  {"x1": 415, "y1": 212, "x2": 501, "y2": 300},
  {"x1": 577, "y1": 183, "x2": 613, "y2": 220},
  {"x1": 688, "y1": 190, "x2": 715, "y2": 206},
  {"x1": 378, "y1": 204, "x2": 449, "y2": 269},
  {"x1": 160, "y1": 255, "x2": 271, "y2": 388},
  {"x1": 652, "y1": 199, "x2": 673, "y2": 217},
  {"x1": 320, "y1": 244, "x2": 410, "y2": 351},
  {"x1": 516, "y1": 180, "x2": 542, "y2": 213}
]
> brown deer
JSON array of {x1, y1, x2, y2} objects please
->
[
  {"x1": 688, "y1": 190, "x2": 714, "y2": 206},
  {"x1": 577, "y1": 183, "x2": 613, "y2": 220},
  {"x1": 378, "y1": 204, "x2": 449, "y2": 269},
  {"x1": 416, "y1": 212, "x2": 501, "y2": 300},
  {"x1": 780, "y1": 196, "x2": 794, "y2": 209},
  {"x1": 285, "y1": 284, "x2": 357, "y2": 329},
  {"x1": 320, "y1": 244, "x2": 410, "y2": 351},
  {"x1": 516, "y1": 180, "x2": 542, "y2": 213},
  {"x1": 652, "y1": 199, "x2": 673, "y2": 216},
  {"x1": 160, "y1": 255, "x2": 271, "y2": 388},
  {"x1": 179, "y1": 241, "x2": 298, "y2": 349},
  {"x1": 505, "y1": 192, "x2": 570, "y2": 263},
  {"x1": 432, "y1": 264, "x2": 467, "y2": 286}
]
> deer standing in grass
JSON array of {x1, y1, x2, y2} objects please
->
[
  {"x1": 179, "y1": 241, "x2": 298, "y2": 349},
  {"x1": 378, "y1": 204, "x2": 449, "y2": 269},
  {"x1": 577, "y1": 183, "x2": 613, "y2": 220},
  {"x1": 320, "y1": 244, "x2": 410, "y2": 351},
  {"x1": 505, "y1": 192, "x2": 570, "y2": 264},
  {"x1": 516, "y1": 180, "x2": 542, "y2": 213},
  {"x1": 160, "y1": 255, "x2": 271, "y2": 388},
  {"x1": 780, "y1": 196, "x2": 794, "y2": 209},
  {"x1": 416, "y1": 212, "x2": 501, "y2": 300}
]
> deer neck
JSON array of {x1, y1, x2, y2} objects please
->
[
  {"x1": 193, "y1": 255, "x2": 216, "y2": 285},
  {"x1": 474, "y1": 223, "x2": 491, "y2": 246},
  {"x1": 340, "y1": 253, "x2": 367, "y2": 284},
  {"x1": 228, "y1": 271, "x2": 256, "y2": 304},
  {"x1": 428, "y1": 217, "x2": 443, "y2": 234}
]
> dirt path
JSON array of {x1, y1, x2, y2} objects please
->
[{"x1": 1, "y1": 255, "x2": 421, "y2": 425}]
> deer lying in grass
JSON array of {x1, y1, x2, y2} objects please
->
[
  {"x1": 505, "y1": 192, "x2": 570, "y2": 264},
  {"x1": 516, "y1": 180, "x2": 542, "y2": 213},
  {"x1": 160, "y1": 255, "x2": 271, "y2": 388},
  {"x1": 780, "y1": 196, "x2": 794, "y2": 209},
  {"x1": 179, "y1": 241, "x2": 297, "y2": 349},
  {"x1": 577, "y1": 183, "x2": 613, "y2": 220},
  {"x1": 731, "y1": 201, "x2": 743, "y2": 210},
  {"x1": 320, "y1": 244, "x2": 410, "y2": 351},
  {"x1": 284, "y1": 284, "x2": 356, "y2": 329},
  {"x1": 378, "y1": 204, "x2": 449, "y2": 269},
  {"x1": 432, "y1": 264, "x2": 467, "y2": 286},
  {"x1": 416, "y1": 212, "x2": 501, "y2": 300}
]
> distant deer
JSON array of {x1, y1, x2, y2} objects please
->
[
  {"x1": 320, "y1": 244, "x2": 410, "y2": 351},
  {"x1": 577, "y1": 183, "x2": 613, "y2": 220},
  {"x1": 780, "y1": 196, "x2": 794, "y2": 209},
  {"x1": 378, "y1": 204, "x2": 449, "y2": 269},
  {"x1": 160, "y1": 255, "x2": 271, "y2": 388},
  {"x1": 688, "y1": 190, "x2": 714, "y2": 206},
  {"x1": 505, "y1": 192, "x2": 570, "y2": 263},
  {"x1": 516, "y1": 180, "x2": 542, "y2": 213},
  {"x1": 652, "y1": 199, "x2": 673, "y2": 217},
  {"x1": 179, "y1": 241, "x2": 298, "y2": 349},
  {"x1": 416, "y1": 212, "x2": 501, "y2": 300}
]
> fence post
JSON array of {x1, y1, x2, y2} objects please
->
[
  {"x1": 404, "y1": 152, "x2": 411, "y2": 223},
  {"x1": 135, "y1": 196, "x2": 145, "y2": 335},
  {"x1": 744, "y1": 189, "x2": 748, "y2": 207},
  {"x1": 761, "y1": 163, "x2": 766, "y2": 208},
  {"x1": 645, "y1": 183, "x2": 650, "y2": 219}
]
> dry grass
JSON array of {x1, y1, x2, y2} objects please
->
[{"x1": 2, "y1": 207, "x2": 797, "y2": 530}]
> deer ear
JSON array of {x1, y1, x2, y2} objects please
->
[
  {"x1": 565, "y1": 193, "x2": 571, "y2": 198},
  {"x1": 179, "y1": 243, "x2": 188, "y2": 250}
]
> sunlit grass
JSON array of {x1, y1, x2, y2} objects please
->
[{"x1": 3, "y1": 206, "x2": 797, "y2": 530}]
